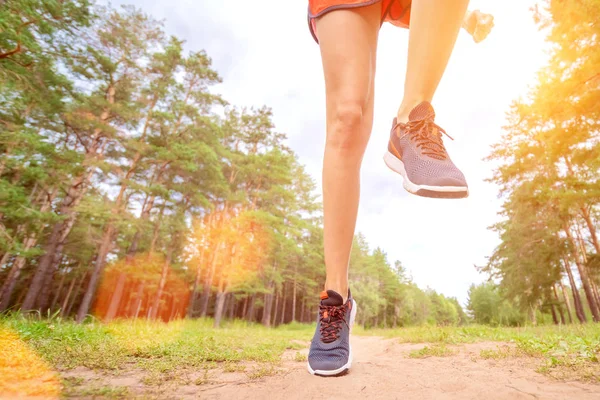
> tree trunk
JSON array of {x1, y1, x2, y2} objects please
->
[
  {"x1": 227, "y1": 294, "x2": 236, "y2": 320},
  {"x1": 592, "y1": 280, "x2": 600, "y2": 309},
  {"x1": 272, "y1": 292, "x2": 279, "y2": 327},
  {"x1": 148, "y1": 202, "x2": 167, "y2": 255},
  {"x1": 221, "y1": 294, "x2": 229, "y2": 321},
  {"x1": 105, "y1": 272, "x2": 127, "y2": 321},
  {"x1": 246, "y1": 294, "x2": 255, "y2": 321},
  {"x1": 130, "y1": 191, "x2": 155, "y2": 251},
  {"x1": 60, "y1": 274, "x2": 77, "y2": 317},
  {"x1": 528, "y1": 303, "x2": 537, "y2": 326},
  {"x1": 564, "y1": 225, "x2": 600, "y2": 322},
  {"x1": 575, "y1": 220, "x2": 600, "y2": 307},
  {"x1": 0, "y1": 256, "x2": 22, "y2": 311},
  {"x1": 0, "y1": 190, "x2": 56, "y2": 311},
  {"x1": 300, "y1": 296, "x2": 306, "y2": 323},
  {"x1": 15, "y1": 281, "x2": 29, "y2": 308},
  {"x1": 559, "y1": 281, "x2": 573, "y2": 324},
  {"x1": 90, "y1": 223, "x2": 116, "y2": 286},
  {"x1": 21, "y1": 91, "x2": 113, "y2": 313},
  {"x1": 563, "y1": 257, "x2": 586, "y2": 323},
  {"x1": 187, "y1": 248, "x2": 205, "y2": 318},
  {"x1": 76, "y1": 224, "x2": 116, "y2": 322},
  {"x1": 80, "y1": 86, "x2": 150, "y2": 302},
  {"x1": 168, "y1": 296, "x2": 177, "y2": 321},
  {"x1": 0, "y1": 252, "x2": 11, "y2": 273},
  {"x1": 37, "y1": 251, "x2": 65, "y2": 312},
  {"x1": 383, "y1": 306, "x2": 388, "y2": 328},
  {"x1": 90, "y1": 165, "x2": 141, "y2": 302},
  {"x1": 123, "y1": 282, "x2": 134, "y2": 317},
  {"x1": 188, "y1": 281, "x2": 198, "y2": 318},
  {"x1": 93, "y1": 97, "x2": 157, "y2": 269},
  {"x1": 127, "y1": 230, "x2": 143, "y2": 258},
  {"x1": 199, "y1": 241, "x2": 222, "y2": 317},
  {"x1": 50, "y1": 269, "x2": 67, "y2": 312},
  {"x1": 213, "y1": 291, "x2": 227, "y2": 328},
  {"x1": 126, "y1": 193, "x2": 157, "y2": 258},
  {"x1": 280, "y1": 285, "x2": 286, "y2": 325},
  {"x1": 261, "y1": 290, "x2": 274, "y2": 327},
  {"x1": 21, "y1": 208, "x2": 82, "y2": 311},
  {"x1": 550, "y1": 303, "x2": 559, "y2": 325},
  {"x1": 552, "y1": 285, "x2": 566, "y2": 325},
  {"x1": 581, "y1": 206, "x2": 600, "y2": 254},
  {"x1": 291, "y1": 268, "x2": 297, "y2": 322},
  {"x1": 242, "y1": 296, "x2": 248, "y2": 319},
  {"x1": 574, "y1": 220, "x2": 600, "y2": 306},
  {"x1": 133, "y1": 282, "x2": 145, "y2": 319},
  {"x1": 213, "y1": 256, "x2": 229, "y2": 328},
  {"x1": 150, "y1": 247, "x2": 172, "y2": 320},
  {"x1": 66, "y1": 271, "x2": 88, "y2": 317}
]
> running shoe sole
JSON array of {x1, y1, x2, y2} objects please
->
[
  {"x1": 383, "y1": 151, "x2": 468, "y2": 199},
  {"x1": 306, "y1": 299, "x2": 357, "y2": 377}
]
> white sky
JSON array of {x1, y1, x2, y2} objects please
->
[{"x1": 112, "y1": 0, "x2": 550, "y2": 304}]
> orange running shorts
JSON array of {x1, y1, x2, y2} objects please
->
[{"x1": 308, "y1": 0, "x2": 412, "y2": 43}]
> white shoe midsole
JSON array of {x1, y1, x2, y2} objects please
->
[{"x1": 383, "y1": 151, "x2": 468, "y2": 193}]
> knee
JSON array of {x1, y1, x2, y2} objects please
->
[{"x1": 326, "y1": 101, "x2": 369, "y2": 153}]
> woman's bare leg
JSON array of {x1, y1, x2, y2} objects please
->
[
  {"x1": 397, "y1": 0, "x2": 470, "y2": 122},
  {"x1": 317, "y1": 3, "x2": 381, "y2": 303}
]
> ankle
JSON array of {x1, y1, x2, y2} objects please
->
[
  {"x1": 324, "y1": 281, "x2": 349, "y2": 303},
  {"x1": 397, "y1": 97, "x2": 432, "y2": 123},
  {"x1": 396, "y1": 109, "x2": 411, "y2": 124}
]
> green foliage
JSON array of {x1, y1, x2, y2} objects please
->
[
  {"x1": 484, "y1": 0, "x2": 600, "y2": 323},
  {"x1": 427, "y1": 290, "x2": 459, "y2": 326},
  {"x1": 348, "y1": 234, "x2": 466, "y2": 328},
  {"x1": 467, "y1": 282, "x2": 526, "y2": 327},
  {"x1": 2, "y1": 0, "x2": 594, "y2": 331},
  {"x1": 0, "y1": 1, "x2": 327, "y2": 323}
]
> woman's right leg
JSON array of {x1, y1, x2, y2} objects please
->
[
  {"x1": 307, "y1": 2, "x2": 381, "y2": 377},
  {"x1": 318, "y1": 3, "x2": 381, "y2": 305}
]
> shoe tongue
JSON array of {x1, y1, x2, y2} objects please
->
[
  {"x1": 409, "y1": 101, "x2": 435, "y2": 121},
  {"x1": 320, "y1": 290, "x2": 344, "y2": 306}
]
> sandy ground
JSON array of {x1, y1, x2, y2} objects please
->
[
  {"x1": 53, "y1": 335, "x2": 600, "y2": 399},
  {"x1": 200, "y1": 336, "x2": 600, "y2": 400}
]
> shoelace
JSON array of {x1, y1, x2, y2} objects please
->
[
  {"x1": 319, "y1": 304, "x2": 348, "y2": 343},
  {"x1": 398, "y1": 113, "x2": 454, "y2": 160}
]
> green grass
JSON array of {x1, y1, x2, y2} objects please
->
[
  {"x1": 1, "y1": 315, "x2": 314, "y2": 373},
  {"x1": 246, "y1": 365, "x2": 277, "y2": 379},
  {"x1": 1, "y1": 315, "x2": 315, "y2": 395},
  {"x1": 479, "y1": 345, "x2": 517, "y2": 360},
  {"x1": 357, "y1": 324, "x2": 600, "y2": 381},
  {"x1": 355, "y1": 324, "x2": 600, "y2": 358},
  {"x1": 223, "y1": 362, "x2": 247, "y2": 372},
  {"x1": 62, "y1": 376, "x2": 129, "y2": 398},
  {"x1": 66, "y1": 385, "x2": 129, "y2": 398},
  {"x1": 2, "y1": 315, "x2": 599, "y2": 394},
  {"x1": 408, "y1": 344, "x2": 456, "y2": 358},
  {"x1": 356, "y1": 323, "x2": 598, "y2": 344},
  {"x1": 294, "y1": 351, "x2": 307, "y2": 362}
]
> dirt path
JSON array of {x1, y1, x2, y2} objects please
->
[{"x1": 201, "y1": 336, "x2": 599, "y2": 400}]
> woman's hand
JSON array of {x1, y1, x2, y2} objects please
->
[{"x1": 463, "y1": 10, "x2": 494, "y2": 43}]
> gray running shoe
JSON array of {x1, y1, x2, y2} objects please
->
[
  {"x1": 384, "y1": 101, "x2": 469, "y2": 199},
  {"x1": 307, "y1": 290, "x2": 357, "y2": 376}
]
